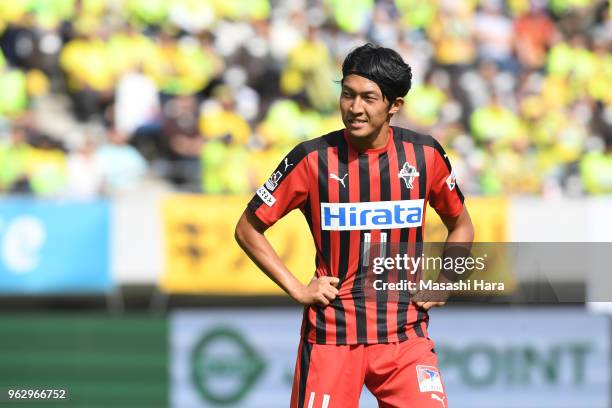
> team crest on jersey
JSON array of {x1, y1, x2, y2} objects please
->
[
  {"x1": 446, "y1": 169, "x2": 456, "y2": 191},
  {"x1": 416, "y1": 365, "x2": 444, "y2": 393},
  {"x1": 398, "y1": 162, "x2": 419, "y2": 189},
  {"x1": 265, "y1": 171, "x2": 282, "y2": 191}
]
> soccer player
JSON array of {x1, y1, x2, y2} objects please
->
[{"x1": 235, "y1": 43, "x2": 474, "y2": 408}]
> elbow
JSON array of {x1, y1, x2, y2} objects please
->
[
  {"x1": 234, "y1": 210, "x2": 259, "y2": 247},
  {"x1": 462, "y1": 211, "x2": 475, "y2": 242},
  {"x1": 466, "y1": 220, "x2": 475, "y2": 243},
  {"x1": 234, "y1": 221, "x2": 245, "y2": 247},
  {"x1": 447, "y1": 207, "x2": 474, "y2": 242},
  {"x1": 235, "y1": 210, "x2": 267, "y2": 249}
]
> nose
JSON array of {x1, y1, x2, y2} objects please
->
[{"x1": 349, "y1": 97, "x2": 364, "y2": 115}]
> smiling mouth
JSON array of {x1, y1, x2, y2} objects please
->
[{"x1": 349, "y1": 118, "x2": 367, "y2": 125}]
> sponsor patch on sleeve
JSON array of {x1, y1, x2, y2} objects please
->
[
  {"x1": 256, "y1": 186, "x2": 277, "y2": 207},
  {"x1": 416, "y1": 365, "x2": 444, "y2": 393},
  {"x1": 264, "y1": 171, "x2": 282, "y2": 191},
  {"x1": 445, "y1": 170, "x2": 456, "y2": 191}
]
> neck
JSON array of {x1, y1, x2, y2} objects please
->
[{"x1": 347, "y1": 122, "x2": 390, "y2": 152}]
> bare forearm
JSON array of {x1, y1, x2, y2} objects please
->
[
  {"x1": 235, "y1": 210, "x2": 339, "y2": 306},
  {"x1": 440, "y1": 207, "x2": 474, "y2": 281},
  {"x1": 234, "y1": 212, "x2": 304, "y2": 300},
  {"x1": 414, "y1": 207, "x2": 474, "y2": 310},
  {"x1": 445, "y1": 207, "x2": 474, "y2": 244}
]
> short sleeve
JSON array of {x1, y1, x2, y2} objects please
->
[
  {"x1": 247, "y1": 143, "x2": 310, "y2": 226},
  {"x1": 428, "y1": 140, "x2": 464, "y2": 218}
]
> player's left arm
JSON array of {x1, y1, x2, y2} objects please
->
[
  {"x1": 414, "y1": 207, "x2": 474, "y2": 310},
  {"x1": 440, "y1": 206, "x2": 474, "y2": 244},
  {"x1": 413, "y1": 140, "x2": 474, "y2": 311}
]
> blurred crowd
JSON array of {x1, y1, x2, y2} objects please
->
[{"x1": 0, "y1": 0, "x2": 610, "y2": 199}]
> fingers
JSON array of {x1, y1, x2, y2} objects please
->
[
  {"x1": 414, "y1": 301, "x2": 446, "y2": 311},
  {"x1": 315, "y1": 295, "x2": 330, "y2": 307},
  {"x1": 411, "y1": 289, "x2": 449, "y2": 309},
  {"x1": 411, "y1": 291, "x2": 431, "y2": 304},
  {"x1": 309, "y1": 276, "x2": 340, "y2": 307},
  {"x1": 318, "y1": 276, "x2": 339, "y2": 287},
  {"x1": 323, "y1": 288, "x2": 337, "y2": 300},
  {"x1": 319, "y1": 298, "x2": 331, "y2": 306},
  {"x1": 315, "y1": 276, "x2": 340, "y2": 294},
  {"x1": 320, "y1": 278, "x2": 338, "y2": 301}
]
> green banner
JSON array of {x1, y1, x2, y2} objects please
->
[{"x1": 0, "y1": 315, "x2": 168, "y2": 408}]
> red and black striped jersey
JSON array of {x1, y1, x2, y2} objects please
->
[{"x1": 247, "y1": 126, "x2": 464, "y2": 345}]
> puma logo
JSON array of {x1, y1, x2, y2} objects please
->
[
  {"x1": 283, "y1": 158, "x2": 293, "y2": 171},
  {"x1": 329, "y1": 173, "x2": 348, "y2": 188},
  {"x1": 431, "y1": 394, "x2": 446, "y2": 408}
]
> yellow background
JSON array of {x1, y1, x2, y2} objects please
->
[
  {"x1": 160, "y1": 195, "x2": 316, "y2": 294},
  {"x1": 424, "y1": 196, "x2": 508, "y2": 242}
]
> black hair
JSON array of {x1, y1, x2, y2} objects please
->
[{"x1": 341, "y1": 43, "x2": 412, "y2": 104}]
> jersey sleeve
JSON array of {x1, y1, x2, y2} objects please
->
[
  {"x1": 428, "y1": 139, "x2": 465, "y2": 218},
  {"x1": 247, "y1": 143, "x2": 310, "y2": 227}
]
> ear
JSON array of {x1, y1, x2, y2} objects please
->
[{"x1": 388, "y1": 97, "x2": 404, "y2": 115}]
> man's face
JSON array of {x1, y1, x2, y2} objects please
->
[{"x1": 340, "y1": 74, "x2": 399, "y2": 139}]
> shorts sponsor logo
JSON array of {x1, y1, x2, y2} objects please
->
[
  {"x1": 264, "y1": 171, "x2": 282, "y2": 191},
  {"x1": 256, "y1": 187, "x2": 277, "y2": 207},
  {"x1": 416, "y1": 365, "x2": 444, "y2": 393},
  {"x1": 321, "y1": 199, "x2": 423, "y2": 231}
]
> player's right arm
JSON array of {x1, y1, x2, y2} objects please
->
[
  {"x1": 235, "y1": 143, "x2": 338, "y2": 307},
  {"x1": 235, "y1": 210, "x2": 339, "y2": 306}
]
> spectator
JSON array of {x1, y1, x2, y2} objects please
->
[
  {"x1": 394, "y1": 0, "x2": 437, "y2": 31},
  {"x1": 325, "y1": 0, "x2": 374, "y2": 34},
  {"x1": 64, "y1": 138, "x2": 103, "y2": 200},
  {"x1": 580, "y1": 142, "x2": 612, "y2": 194},
  {"x1": 281, "y1": 25, "x2": 337, "y2": 112},
  {"x1": 160, "y1": 95, "x2": 202, "y2": 190},
  {"x1": 513, "y1": 4, "x2": 556, "y2": 69},
  {"x1": 26, "y1": 135, "x2": 67, "y2": 197},
  {"x1": 0, "y1": 126, "x2": 31, "y2": 193},
  {"x1": 59, "y1": 29, "x2": 115, "y2": 121},
  {"x1": 0, "y1": 0, "x2": 609, "y2": 198},
  {"x1": 199, "y1": 85, "x2": 251, "y2": 145},
  {"x1": 95, "y1": 129, "x2": 147, "y2": 193},
  {"x1": 474, "y1": 0, "x2": 517, "y2": 72},
  {"x1": 113, "y1": 65, "x2": 161, "y2": 138},
  {"x1": 470, "y1": 92, "x2": 524, "y2": 146},
  {"x1": 200, "y1": 135, "x2": 250, "y2": 194},
  {"x1": 403, "y1": 70, "x2": 447, "y2": 128},
  {"x1": 0, "y1": 66, "x2": 28, "y2": 117}
]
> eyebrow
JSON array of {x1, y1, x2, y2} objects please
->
[{"x1": 341, "y1": 86, "x2": 380, "y2": 97}]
